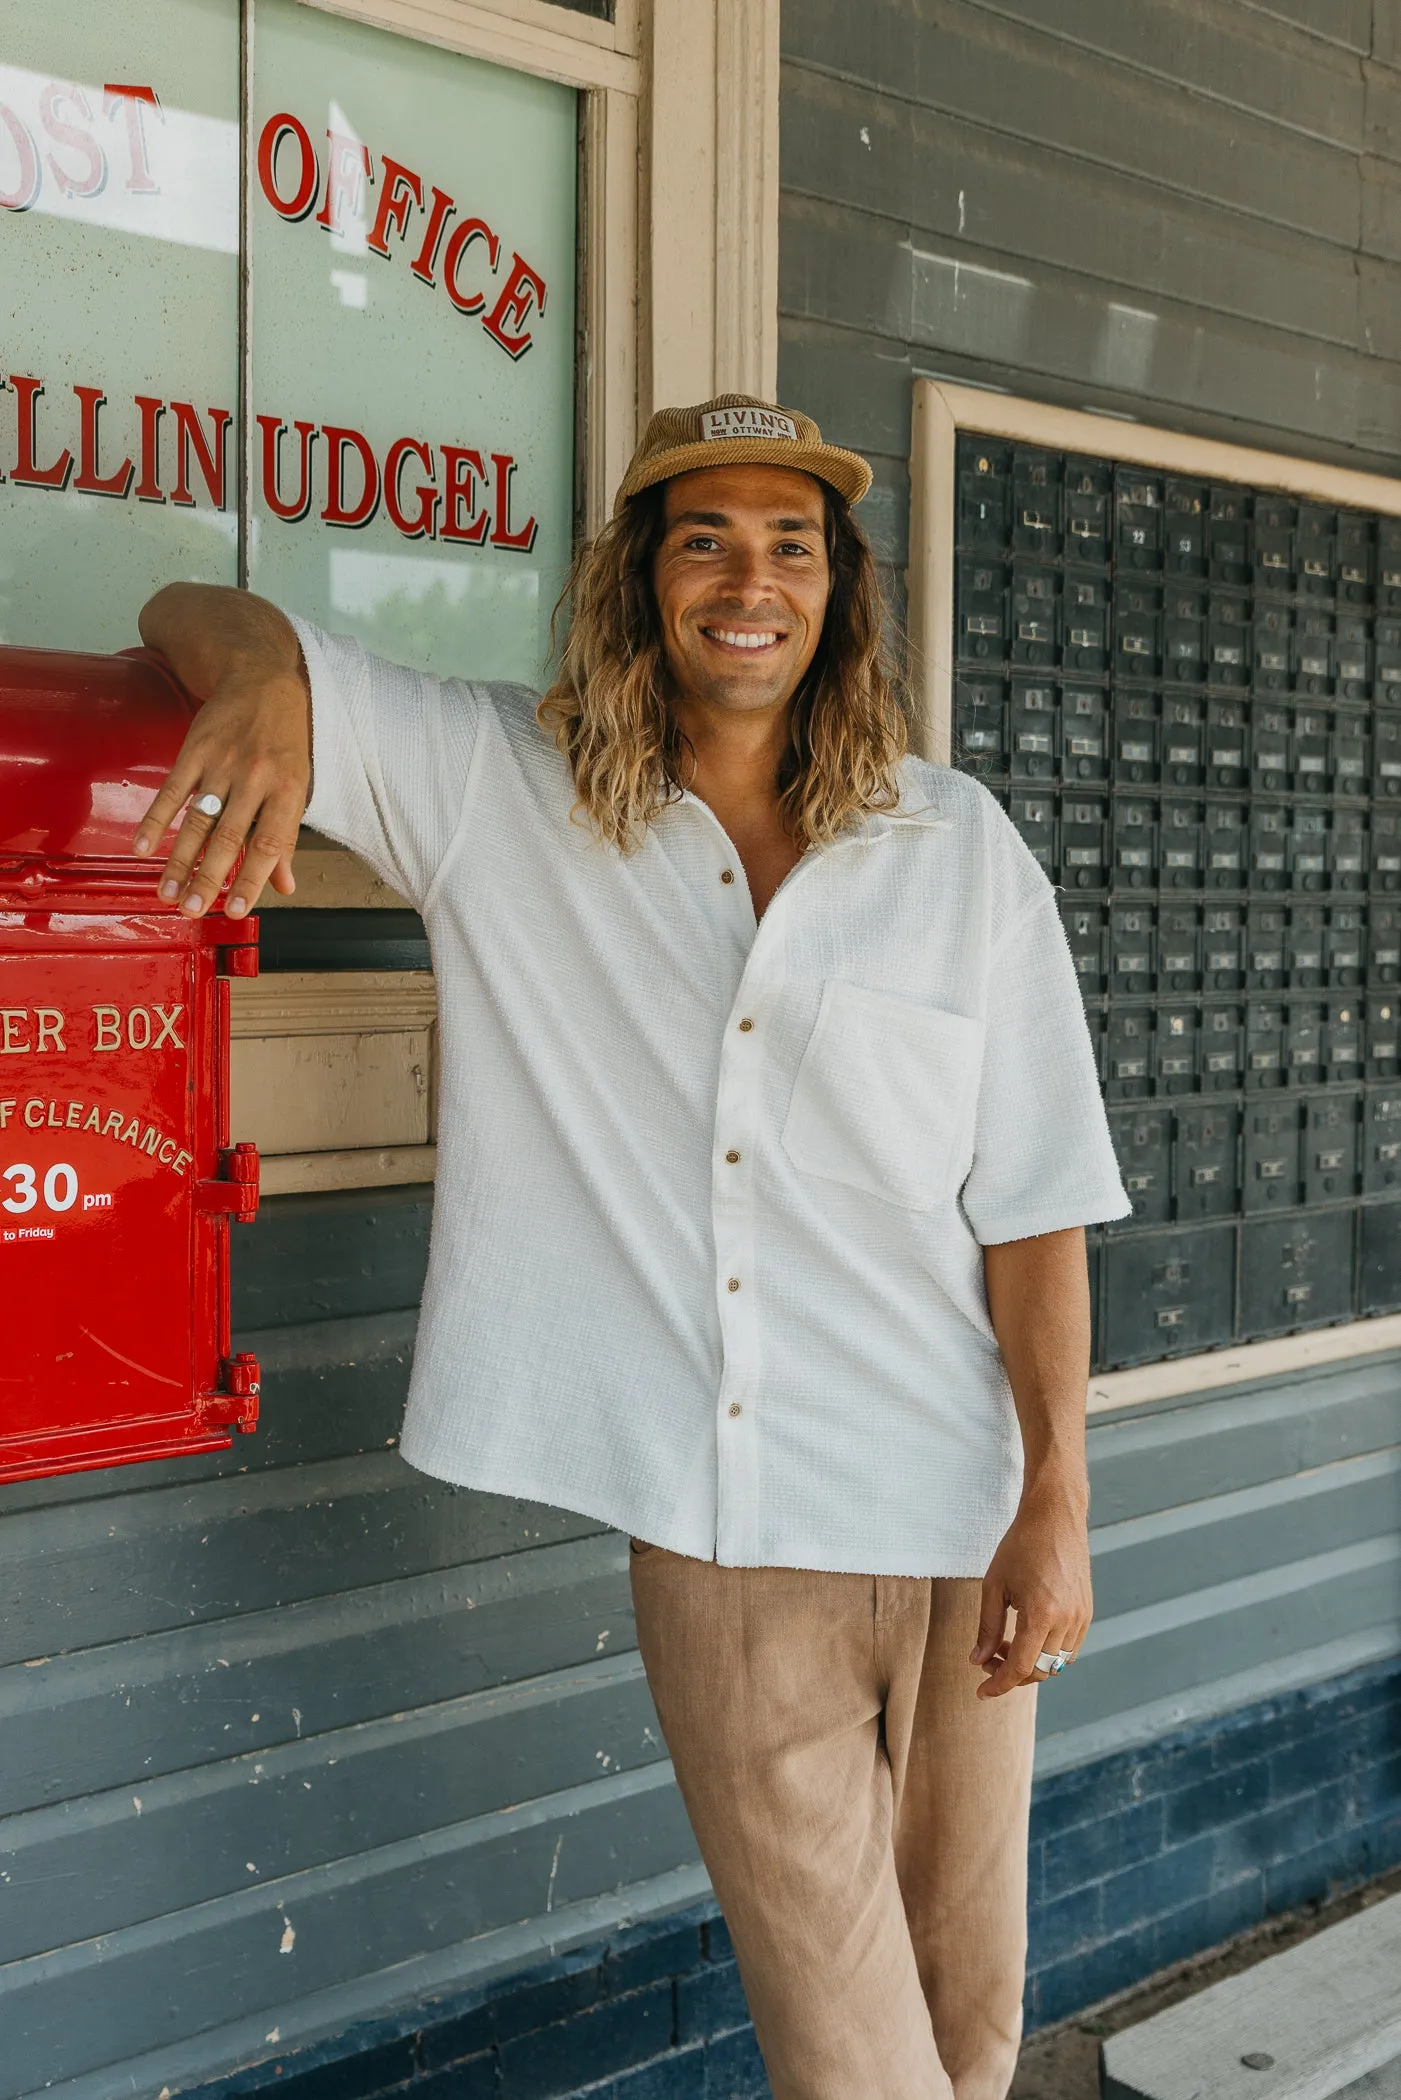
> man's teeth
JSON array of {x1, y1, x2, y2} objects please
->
[{"x1": 708, "y1": 629, "x2": 779, "y2": 650}]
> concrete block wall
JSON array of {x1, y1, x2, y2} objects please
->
[{"x1": 183, "y1": 1655, "x2": 1401, "y2": 2100}]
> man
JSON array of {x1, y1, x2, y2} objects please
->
[{"x1": 136, "y1": 395, "x2": 1128, "y2": 2100}]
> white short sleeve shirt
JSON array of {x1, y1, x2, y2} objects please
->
[{"x1": 294, "y1": 616, "x2": 1129, "y2": 1576}]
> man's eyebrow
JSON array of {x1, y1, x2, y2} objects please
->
[{"x1": 667, "y1": 509, "x2": 824, "y2": 532}]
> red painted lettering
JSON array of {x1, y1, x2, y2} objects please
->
[
  {"x1": 103, "y1": 84, "x2": 160, "y2": 194},
  {"x1": 409, "y1": 185, "x2": 455, "y2": 287},
  {"x1": 73, "y1": 386, "x2": 134, "y2": 499},
  {"x1": 439, "y1": 446, "x2": 489, "y2": 544},
  {"x1": 169, "y1": 401, "x2": 230, "y2": 509},
  {"x1": 482, "y1": 252, "x2": 546, "y2": 360},
  {"x1": 39, "y1": 82, "x2": 105, "y2": 200},
  {"x1": 0, "y1": 105, "x2": 41, "y2": 212},
  {"x1": 367, "y1": 155, "x2": 423, "y2": 258},
  {"x1": 257, "y1": 113, "x2": 319, "y2": 222},
  {"x1": 8, "y1": 375, "x2": 73, "y2": 490},
  {"x1": 134, "y1": 395, "x2": 165, "y2": 502},
  {"x1": 258, "y1": 416, "x2": 319, "y2": 522},
  {"x1": 321, "y1": 425, "x2": 379, "y2": 528},
  {"x1": 316, "y1": 131, "x2": 372, "y2": 234},
  {"x1": 490, "y1": 453, "x2": 536, "y2": 552},
  {"x1": 384, "y1": 436, "x2": 438, "y2": 540},
  {"x1": 442, "y1": 217, "x2": 500, "y2": 317}
]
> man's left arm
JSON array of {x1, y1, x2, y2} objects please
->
[{"x1": 972, "y1": 1225, "x2": 1093, "y2": 1699}]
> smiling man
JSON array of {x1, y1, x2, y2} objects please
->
[{"x1": 136, "y1": 395, "x2": 1128, "y2": 2100}]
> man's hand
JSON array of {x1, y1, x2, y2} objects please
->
[
  {"x1": 971, "y1": 1473, "x2": 1092, "y2": 1699},
  {"x1": 975, "y1": 1225, "x2": 1095, "y2": 1697},
  {"x1": 133, "y1": 583, "x2": 311, "y2": 920}
]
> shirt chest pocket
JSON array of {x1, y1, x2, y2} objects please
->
[{"x1": 781, "y1": 981, "x2": 985, "y2": 1212}]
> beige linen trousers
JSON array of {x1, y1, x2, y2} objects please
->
[{"x1": 630, "y1": 1546, "x2": 1038, "y2": 2100}]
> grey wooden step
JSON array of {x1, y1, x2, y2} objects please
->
[{"x1": 1100, "y1": 1894, "x2": 1401, "y2": 2100}]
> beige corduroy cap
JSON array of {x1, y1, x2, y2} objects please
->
[{"x1": 613, "y1": 393, "x2": 873, "y2": 513}]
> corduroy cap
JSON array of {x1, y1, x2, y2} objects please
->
[{"x1": 613, "y1": 393, "x2": 872, "y2": 513}]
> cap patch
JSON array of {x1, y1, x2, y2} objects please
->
[{"x1": 700, "y1": 406, "x2": 799, "y2": 443}]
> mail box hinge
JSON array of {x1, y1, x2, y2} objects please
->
[
  {"x1": 197, "y1": 1141, "x2": 261, "y2": 1224},
  {"x1": 203, "y1": 1351, "x2": 261, "y2": 1435}
]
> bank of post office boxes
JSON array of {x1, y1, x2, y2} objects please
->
[
  {"x1": 1378, "y1": 521, "x2": 1401, "y2": 609},
  {"x1": 957, "y1": 444, "x2": 1010, "y2": 550},
  {"x1": 1363, "y1": 1084, "x2": 1401, "y2": 1192},
  {"x1": 1251, "y1": 701, "x2": 1291, "y2": 793},
  {"x1": 1239, "y1": 1208, "x2": 1354, "y2": 1335},
  {"x1": 1288, "y1": 904, "x2": 1325, "y2": 988},
  {"x1": 1064, "y1": 456, "x2": 1112, "y2": 566},
  {"x1": 1203, "y1": 910, "x2": 1245, "y2": 990},
  {"x1": 1296, "y1": 612, "x2": 1336, "y2": 698},
  {"x1": 1061, "y1": 684, "x2": 1109, "y2": 781},
  {"x1": 1008, "y1": 679, "x2": 1056, "y2": 779},
  {"x1": 1209, "y1": 595, "x2": 1253, "y2": 688},
  {"x1": 1165, "y1": 587, "x2": 1206, "y2": 685},
  {"x1": 1063, "y1": 573, "x2": 1110, "y2": 673},
  {"x1": 1205, "y1": 699, "x2": 1248, "y2": 789},
  {"x1": 1160, "y1": 800, "x2": 1204, "y2": 889},
  {"x1": 1326, "y1": 905, "x2": 1365, "y2": 986},
  {"x1": 1110, "y1": 904, "x2": 1154, "y2": 997},
  {"x1": 1246, "y1": 999, "x2": 1286, "y2": 1087},
  {"x1": 1253, "y1": 604, "x2": 1292, "y2": 694},
  {"x1": 1061, "y1": 796, "x2": 1109, "y2": 888},
  {"x1": 1011, "y1": 448, "x2": 1060, "y2": 557},
  {"x1": 1366, "y1": 993, "x2": 1401, "y2": 1080},
  {"x1": 956, "y1": 557, "x2": 1007, "y2": 663},
  {"x1": 1010, "y1": 562, "x2": 1058, "y2": 667},
  {"x1": 1369, "y1": 903, "x2": 1401, "y2": 983},
  {"x1": 1205, "y1": 801, "x2": 1246, "y2": 888},
  {"x1": 1157, "y1": 904, "x2": 1201, "y2": 993},
  {"x1": 1163, "y1": 479, "x2": 1208, "y2": 577},
  {"x1": 1298, "y1": 505, "x2": 1336, "y2": 598},
  {"x1": 1244, "y1": 1096, "x2": 1302, "y2": 1208},
  {"x1": 1250, "y1": 804, "x2": 1290, "y2": 891},
  {"x1": 1161, "y1": 696, "x2": 1205, "y2": 786},
  {"x1": 1201, "y1": 1002, "x2": 1245, "y2": 1089},
  {"x1": 1008, "y1": 792, "x2": 1055, "y2": 876},
  {"x1": 1210, "y1": 488, "x2": 1250, "y2": 586},
  {"x1": 1176, "y1": 1101, "x2": 1240, "y2": 1217},
  {"x1": 1113, "y1": 796, "x2": 1157, "y2": 886},
  {"x1": 1290, "y1": 705, "x2": 1331, "y2": 792},
  {"x1": 1247, "y1": 904, "x2": 1289, "y2": 991},
  {"x1": 1116, "y1": 472, "x2": 1163, "y2": 572},
  {"x1": 955, "y1": 677, "x2": 1008, "y2": 776},
  {"x1": 1113, "y1": 692, "x2": 1159, "y2": 784},
  {"x1": 1102, "y1": 1224, "x2": 1235, "y2": 1364},
  {"x1": 1155, "y1": 1003, "x2": 1199, "y2": 1091},
  {"x1": 1107, "y1": 1007, "x2": 1153, "y2": 1097},
  {"x1": 1332, "y1": 808, "x2": 1367, "y2": 890},
  {"x1": 1114, "y1": 581, "x2": 1163, "y2": 678},
  {"x1": 1336, "y1": 622, "x2": 1371, "y2": 704},
  {"x1": 1337, "y1": 513, "x2": 1374, "y2": 605},
  {"x1": 1253, "y1": 496, "x2": 1294, "y2": 594},
  {"x1": 1286, "y1": 1001, "x2": 1323, "y2": 1082},
  {"x1": 1372, "y1": 810, "x2": 1401, "y2": 892},
  {"x1": 1361, "y1": 1198, "x2": 1401, "y2": 1313},
  {"x1": 1107, "y1": 1105, "x2": 1171, "y2": 1228},
  {"x1": 1060, "y1": 900, "x2": 1108, "y2": 996},
  {"x1": 1304, "y1": 1090, "x2": 1359, "y2": 1203},
  {"x1": 1322, "y1": 998, "x2": 1362, "y2": 1082}
]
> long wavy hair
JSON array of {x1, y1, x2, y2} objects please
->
[{"x1": 538, "y1": 478, "x2": 908, "y2": 853}]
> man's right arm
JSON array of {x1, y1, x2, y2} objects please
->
[{"x1": 134, "y1": 583, "x2": 312, "y2": 922}]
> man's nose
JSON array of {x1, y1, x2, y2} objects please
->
[{"x1": 716, "y1": 548, "x2": 778, "y2": 604}]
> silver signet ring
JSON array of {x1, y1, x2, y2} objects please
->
[{"x1": 194, "y1": 792, "x2": 225, "y2": 818}]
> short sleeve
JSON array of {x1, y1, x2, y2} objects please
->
[
  {"x1": 960, "y1": 850, "x2": 1130, "y2": 1246},
  {"x1": 291, "y1": 615, "x2": 484, "y2": 909}
]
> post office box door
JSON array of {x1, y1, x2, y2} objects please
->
[
  {"x1": 1361, "y1": 1200, "x2": 1401, "y2": 1313},
  {"x1": 1376, "y1": 520, "x2": 1401, "y2": 609},
  {"x1": 1290, "y1": 706, "x2": 1331, "y2": 794},
  {"x1": 1061, "y1": 796, "x2": 1109, "y2": 890},
  {"x1": 1112, "y1": 795, "x2": 1158, "y2": 886},
  {"x1": 1331, "y1": 808, "x2": 1367, "y2": 892},
  {"x1": 1060, "y1": 900, "x2": 1108, "y2": 996},
  {"x1": 1164, "y1": 588, "x2": 1206, "y2": 687},
  {"x1": 1239, "y1": 1209, "x2": 1353, "y2": 1337},
  {"x1": 1204, "y1": 801, "x2": 1246, "y2": 890},
  {"x1": 1116, "y1": 472, "x2": 1164, "y2": 573},
  {"x1": 1304, "y1": 1090, "x2": 1359, "y2": 1204},
  {"x1": 1010, "y1": 562, "x2": 1058, "y2": 668},
  {"x1": 1209, "y1": 488, "x2": 1250, "y2": 586},
  {"x1": 1201, "y1": 1001, "x2": 1245, "y2": 1089},
  {"x1": 1156, "y1": 904, "x2": 1201, "y2": 993},
  {"x1": 1011, "y1": 449, "x2": 1060, "y2": 557},
  {"x1": 955, "y1": 678, "x2": 1008, "y2": 777},
  {"x1": 1288, "y1": 904, "x2": 1325, "y2": 988},
  {"x1": 1163, "y1": 479, "x2": 1208, "y2": 578},
  {"x1": 1060, "y1": 684, "x2": 1109, "y2": 782},
  {"x1": 1208, "y1": 596, "x2": 1252, "y2": 687},
  {"x1": 1250, "y1": 803, "x2": 1290, "y2": 891},
  {"x1": 1110, "y1": 904, "x2": 1155, "y2": 998},
  {"x1": 1205, "y1": 699, "x2": 1248, "y2": 790},
  {"x1": 1366, "y1": 994, "x2": 1401, "y2": 1080},
  {"x1": 1161, "y1": 695, "x2": 1205, "y2": 788},
  {"x1": 1297, "y1": 505, "x2": 1335, "y2": 599},
  {"x1": 1370, "y1": 905, "x2": 1401, "y2": 984},
  {"x1": 1363, "y1": 1084, "x2": 1401, "y2": 1193},
  {"x1": 1296, "y1": 613, "x2": 1336, "y2": 698},
  {"x1": 956, "y1": 557, "x2": 1008, "y2": 663},
  {"x1": 1244, "y1": 1095, "x2": 1300, "y2": 1207},
  {"x1": 1335, "y1": 624, "x2": 1371, "y2": 705},
  {"x1": 1374, "y1": 713, "x2": 1401, "y2": 801},
  {"x1": 1253, "y1": 497, "x2": 1295, "y2": 594},
  {"x1": 1102, "y1": 1224, "x2": 1235, "y2": 1366},
  {"x1": 1202, "y1": 907, "x2": 1244, "y2": 991},
  {"x1": 1107, "y1": 1106, "x2": 1171, "y2": 1229},
  {"x1": 1326, "y1": 906, "x2": 1365, "y2": 987},
  {"x1": 1160, "y1": 800, "x2": 1204, "y2": 890},
  {"x1": 1175, "y1": 1102, "x2": 1240, "y2": 1219},
  {"x1": 1112, "y1": 692, "x2": 1160, "y2": 787},
  {"x1": 1253, "y1": 604, "x2": 1293, "y2": 694},
  {"x1": 1372, "y1": 810, "x2": 1401, "y2": 892},
  {"x1": 1155, "y1": 1003, "x2": 1199, "y2": 1092},
  {"x1": 1322, "y1": 996, "x2": 1362, "y2": 1083},
  {"x1": 1114, "y1": 582, "x2": 1163, "y2": 679},
  {"x1": 1107, "y1": 1008, "x2": 1153, "y2": 1098},
  {"x1": 1291, "y1": 805, "x2": 1329, "y2": 893},
  {"x1": 1337, "y1": 514, "x2": 1374, "y2": 606},
  {"x1": 1008, "y1": 679, "x2": 1056, "y2": 779},
  {"x1": 1251, "y1": 703, "x2": 1291, "y2": 794},
  {"x1": 958, "y1": 444, "x2": 1010, "y2": 549},
  {"x1": 1063, "y1": 573, "x2": 1109, "y2": 674},
  {"x1": 1008, "y1": 792, "x2": 1055, "y2": 877},
  {"x1": 1064, "y1": 457, "x2": 1111, "y2": 567},
  {"x1": 1376, "y1": 613, "x2": 1401, "y2": 701},
  {"x1": 1286, "y1": 1001, "x2": 1324, "y2": 1083},
  {"x1": 1247, "y1": 905, "x2": 1288, "y2": 992}
]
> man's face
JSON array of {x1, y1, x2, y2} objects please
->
[{"x1": 652, "y1": 464, "x2": 832, "y2": 716}]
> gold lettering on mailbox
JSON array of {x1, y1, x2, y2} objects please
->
[
  {"x1": 2, "y1": 1011, "x2": 30, "y2": 1053},
  {"x1": 35, "y1": 1010, "x2": 64, "y2": 1052},
  {"x1": 127, "y1": 1008, "x2": 152, "y2": 1050},
  {"x1": 152, "y1": 1005, "x2": 184, "y2": 1049},
  {"x1": 93, "y1": 1008, "x2": 122, "y2": 1051}
]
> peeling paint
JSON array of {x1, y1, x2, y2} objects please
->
[
  {"x1": 279, "y1": 1918, "x2": 296, "y2": 1954},
  {"x1": 545, "y1": 1834, "x2": 563, "y2": 1913}
]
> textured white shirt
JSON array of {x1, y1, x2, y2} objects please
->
[{"x1": 295, "y1": 617, "x2": 1129, "y2": 1575}]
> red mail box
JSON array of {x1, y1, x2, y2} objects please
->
[{"x1": 0, "y1": 644, "x2": 260, "y2": 1482}]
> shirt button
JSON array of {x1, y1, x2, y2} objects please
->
[
  {"x1": 738, "y1": 1018, "x2": 753, "y2": 1032},
  {"x1": 720, "y1": 869, "x2": 735, "y2": 885},
  {"x1": 728, "y1": 1402, "x2": 743, "y2": 1418},
  {"x1": 727, "y1": 1277, "x2": 741, "y2": 1292},
  {"x1": 725, "y1": 1149, "x2": 740, "y2": 1164}
]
